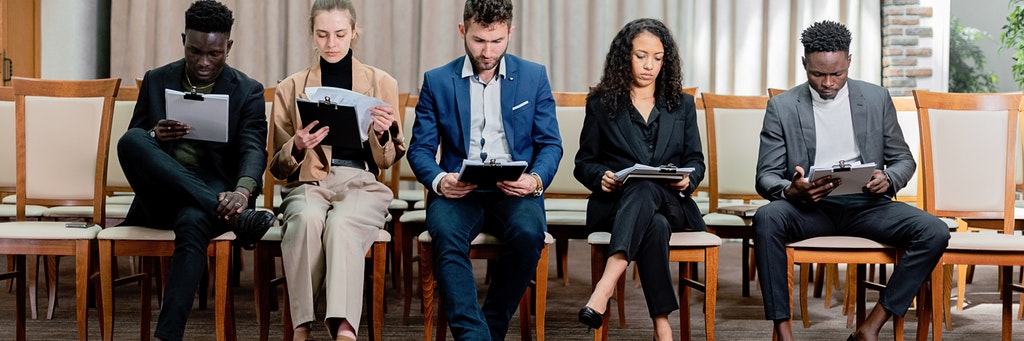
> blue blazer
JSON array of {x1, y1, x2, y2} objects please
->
[{"x1": 408, "y1": 54, "x2": 562, "y2": 204}]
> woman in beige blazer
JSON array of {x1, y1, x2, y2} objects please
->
[{"x1": 269, "y1": 1, "x2": 404, "y2": 340}]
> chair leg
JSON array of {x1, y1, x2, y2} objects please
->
[
  {"x1": 518, "y1": 289, "x2": 532, "y2": 341},
  {"x1": 813, "y1": 262, "x2": 825, "y2": 298},
  {"x1": 14, "y1": 255, "x2": 26, "y2": 341},
  {"x1": 253, "y1": 243, "x2": 271, "y2": 341},
  {"x1": 799, "y1": 263, "x2": 810, "y2": 328},
  {"x1": 99, "y1": 241, "x2": 115, "y2": 341},
  {"x1": 534, "y1": 245, "x2": 549, "y2": 341},
  {"x1": 214, "y1": 241, "x2": 235, "y2": 341},
  {"x1": 371, "y1": 243, "x2": 386, "y2": 341},
  {"x1": 741, "y1": 238, "x2": 750, "y2": 297},
  {"x1": 418, "y1": 241, "x2": 435, "y2": 341},
  {"x1": 590, "y1": 244, "x2": 610, "y2": 341},
  {"x1": 706, "y1": 247, "x2": 718, "y2": 341},
  {"x1": 46, "y1": 255, "x2": 60, "y2": 319},
  {"x1": 27, "y1": 255, "x2": 37, "y2": 320},
  {"x1": 616, "y1": 268, "x2": 626, "y2": 329},
  {"x1": 140, "y1": 256, "x2": 152, "y2": 341},
  {"x1": 556, "y1": 238, "x2": 569, "y2": 287},
  {"x1": 679, "y1": 262, "x2": 692, "y2": 341},
  {"x1": 402, "y1": 222, "x2": 416, "y2": 325},
  {"x1": 956, "y1": 263, "x2": 967, "y2": 310}
]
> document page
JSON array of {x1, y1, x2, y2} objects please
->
[
  {"x1": 614, "y1": 163, "x2": 693, "y2": 184},
  {"x1": 304, "y1": 86, "x2": 388, "y2": 141},
  {"x1": 807, "y1": 161, "x2": 878, "y2": 196},
  {"x1": 165, "y1": 89, "x2": 230, "y2": 143}
]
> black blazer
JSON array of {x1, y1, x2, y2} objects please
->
[
  {"x1": 573, "y1": 94, "x2": 706, "y2": 232},
  {"x1": 123, "y1": 59, "x2": 268, "y2": 226}
]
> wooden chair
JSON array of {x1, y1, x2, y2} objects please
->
[
  {"x1": 915, "y1": 90, "x2": 1024, "y2": 341},
  {"x1": 397, "y1": 94, "x2": 428, "y2": 325},
  {"x1": 587, "y1": 231, "x2": 720, "y2": 341},
  {"x1": 700, "y1": 93, "x2": 769, "y2": 298},
  {"x1": 417, "y1": 230, "x2": 553, "y2": 341},
  {"x1": 0, "y1": 76, "x2": 121, "y2": 341},
  {"x1": 0, "y1": 86, "x2": 46, "y2": 220}
]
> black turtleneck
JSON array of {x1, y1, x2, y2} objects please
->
[
  {"x1": 320, "y1": 50, "x2": 353, "y2": 91},
  {"x1": 320, "y1": 49, "x2": 369, "y2": 161}
]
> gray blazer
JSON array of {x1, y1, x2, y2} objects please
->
[{"x1": 754, "y1": 79, "x2": 915, "y2": 201}]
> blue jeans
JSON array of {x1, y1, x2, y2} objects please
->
[
  {"x1": 426, "y1": 191, "x2": 546, "y2": 341},
  {"x1": 118, "y1": 128, "x2": 232, "y2": 341}
]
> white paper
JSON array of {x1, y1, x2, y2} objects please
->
[
  {"x1": 164, "y1": 89, "x2": 230, "y2": 143},
  {"x1": 614, "y1": 163, "x2": 694, "y2": 183},
  {"x1": 304, "y1": 86, "x2": 388, "y2": 141},
  {"x1": 806, "y1": 161, "x2": 878, "y2": 196}
]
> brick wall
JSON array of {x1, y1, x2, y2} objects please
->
[{"x1": 881, "y1": 0, "x2": 933, "y2": 96}]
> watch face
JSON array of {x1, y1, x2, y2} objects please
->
[{"x1": 149, "y1": 129, "x2": 156, "y2": 138}]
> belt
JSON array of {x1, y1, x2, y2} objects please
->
[{"x1": 331, "y1": 158, "x2": 368, "y2": 170}]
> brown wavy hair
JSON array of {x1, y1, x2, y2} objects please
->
[{"x1": 589, "y1": 18, "x2": 683, "y2": 117}]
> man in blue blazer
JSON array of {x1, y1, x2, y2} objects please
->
[
  {"x1": 753, "y1": 21, "x2": 948, "y2": 341},
  {"x1": 407, "y1": 1, "x2": 561, "y2": 339}
]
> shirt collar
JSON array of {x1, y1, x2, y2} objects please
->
[
  {"x1": 461, "y1": 55, "x2": 507, "y2": 80},
  {"x1": 810, "y1": 82, "x2": 849, "y2": 104}
]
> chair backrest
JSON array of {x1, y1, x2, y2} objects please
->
[
  {"x1": 399, "y1": 94, "x2": 419, "y2": 183},
  {"x1": 263, "y1": 87, "x2": 279, "y2": 210},
  {"x1": 683, "y1": 88, "x2": 710, "y2": 195},
  {"x1": 107, "y1": 86, "x2": 139, "y2": 193},
  {"x1": 13, "y1": 77, "x2": 121, "y2": 221},
  {"x1": 546, "y1": 92, "x2": 589, "y2": 198},
  {"x1": 891, "y1": 96, "x2": 921, "y2": 203},
  {"x1": 383, "y1": 92, "x2": 411, "y2": 199},
  {"x1": 914, "y1": 90, "x2": 1021, "y2": 234},
  {"x1": 701, "y1": 93, "x2": 769, "y2": 210},
  {"x1": 767, "y1": 88, "x2": 786, "y2": 97},
  {"x1": 0, "y1": 87, "x2": 14, "y2": 194}
]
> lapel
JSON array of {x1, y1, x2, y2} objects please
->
[
  {"x1": 847, "y1": 81, "x2": 869, "y2": 157},
  {"x1": 612, "y1": 105, "x2": 645, "y2": 162},
  {"x1": 500, "y1": 58, "x2": 517, "y2": 152},
  {"x1": 453, "y1": 62, "x2": 472, "y2": 155},
  {"x1": 651, "y1": 100, "x2": 676, "y2": 162},
  {"x1": 794, "y1": 84, "x2": 817, "y2": 164},
  {"x1": 211, "y1": 65, "x2": 238, "y2": 100},
  {"x1": 351, "y1": 57, "x2": 373, "y2": 96},
  {"x1": 301, "y1": 61, "x2": 324, "y2": 98}
]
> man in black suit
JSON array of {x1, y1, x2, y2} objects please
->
[{"x1": 116, "y1": 1, "x2": 274, "y2": 340}]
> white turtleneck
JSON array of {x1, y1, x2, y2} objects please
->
[{"x1": 811, "y1": 83, "x2": 860, "y2": 167}]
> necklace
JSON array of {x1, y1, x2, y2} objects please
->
[{"x1": 185, "y1": 71, "x2": 216, "y2": 91}]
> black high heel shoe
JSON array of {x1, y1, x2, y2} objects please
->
[{"x1": 578, "y1": 306, "x2": 604, "y2": 329}]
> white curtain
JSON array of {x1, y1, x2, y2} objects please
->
[{"x1": 111, "y1": 0, "x2": 880, "y2": 95}]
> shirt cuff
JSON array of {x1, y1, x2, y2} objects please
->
[{"x1": 431, "y1": 172, "x2": 448, "y2": 195}]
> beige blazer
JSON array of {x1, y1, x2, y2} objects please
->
[{"x1": 270, "y1": 57, "x2": 405, "y2": 183}]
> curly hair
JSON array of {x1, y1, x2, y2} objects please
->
[
  {"x1": 589, "y1": 18, "x2": 683, "y2": 117},
  {"x1": 800, "y1": 20, "x2": 851, "y2": 55},
  {"x1": 463, "y1": 0, "x2": 513, "y2": 27},
  {"x1": 185, "y1": 0, "x2": 234, "y2": 34}
]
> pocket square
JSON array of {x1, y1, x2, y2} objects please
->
[{"x1": 512, "y1": 101, "x2": 529, "y2": 111}]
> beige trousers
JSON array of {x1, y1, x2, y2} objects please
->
[{"x1": 279, "y1": 165, "x2": 392, "y2": 335}]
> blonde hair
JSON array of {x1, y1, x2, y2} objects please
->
[{"x1": 310, "y1": 0, "x2": 358, "y2": 38}]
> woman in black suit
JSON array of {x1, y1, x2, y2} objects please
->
[{"x1": 573, "y1": 18, "x2": 706, "y2": 340}]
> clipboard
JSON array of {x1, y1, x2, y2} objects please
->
[
  {"x1": 165, "y1": 88, "x2": 229, "y2": 143},
  {"x1": 807, "y1": 160, "x2": 877, "y2": 196},
  {"x1": 457, "y1": 159, "x2": 528, "y2": 189},
  {"x1": 296, "y1": 97, "x2": 363, "y2": 150},
  {"x1": 614, "y1": 163, "x2": 693, "y2": 184}
]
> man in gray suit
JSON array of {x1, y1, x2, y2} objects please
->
[{"x1": 753, "y1": 21, "x2": 948, "y2": 341}]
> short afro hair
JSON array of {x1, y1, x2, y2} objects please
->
[
  {"x1": 185, "y1": 0, "x2": 234, "y2": 34},
  {"x1": 800, "y1": 20, "x2": 851, "y2": 55},
  {"x1": 463, "y1": 0, "x2": 513, "y2": 27}
]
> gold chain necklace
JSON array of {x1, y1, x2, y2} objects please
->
[{"x1": 185, "y1": 71, "x2": 216, "y2": 92}]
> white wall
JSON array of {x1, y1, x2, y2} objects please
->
[
  {"x1": 40, "y1": 0, "x2": 109, "y2": 80},
  {"x1": 921, "y1": 0, "x2": 950, "y2": 92}
]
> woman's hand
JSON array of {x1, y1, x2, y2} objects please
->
[
  {"x1": 369, "y1": 105, "x2": 395, "y2": 139},
  {"x1": 293, "y1": 120, "x2": 329, "y2": 154}
]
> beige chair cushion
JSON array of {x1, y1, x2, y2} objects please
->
[
  {"x1": 0, "y1": 221, "x2": 100, "y2": 239},
  {"x1": 788, "y1": 236, "x2": 893, "y2": 249},
  {"x1": 398, "y1": 188, "x2": 425, "y2": 203},
  {"x1": 2, "y1": 194, "x2": 13, "y2": 205},
  {"x1": 399, "y1": 209, "x2": 425, "y2": 224},
  {"x1": 946, "y1": 232, "x2": 1024, "y2": 252},
  {"x1": 544, "y1": 198, "x2": 587, "y2": 211},
  {"x1": 43, "y1": 204, "x2": 131, "y2": 219},
  {"x1": 106, "y1": 195, "x2": 136, "y2": 205},
  {"x1": 702, "y1": 212, "x2": 749, "y2": 226},
  {"x1": 418, "y1": 230, "x2": 554, "y2": 245},
  {"x1": 97, "y1": 225, "x2": 235, "y2": 241},
  {"x1": 545, "y1": 210, "x2": 586, "y2": 226},
  {"x1": 588, "y1": 231, "x2": 722, "y2": 247},
  {"x1": 389, "y1": 199, "x2": 409, "y2": 211},
  {"x1": 0, "y1": 204, "x2": 47, "y2": 218}
]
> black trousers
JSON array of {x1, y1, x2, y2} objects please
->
[
  {"x1": 752, "y1": 195, "x2": 949, "y2": 321},
  {"x1": 118, "y1": 128, "x2": 231, "y2": 341},
  {"x1": 606, "y1": 180, "x2": 692, "y2": 317}
]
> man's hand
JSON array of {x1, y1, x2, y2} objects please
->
[
  {"x1": 600, "y1": 170, "x2": 620, "y2": 193},
  {"x1": 864, "y1": 170, "x2": 889, "y2": 194},
  {"x1": 152, "y1": 119, "x2": 190, "y2": 142},
  {"x1": 667, "y1": 175, "x2": 690, "y2": 192},
  {"x1": 439, "y1": 173, "x2": 476, "y2": 198},
  {"x1": 784, "y1": 166, "x2": 841, "y2": 202},
  {"x1": 216, "y1": 189, "x2": 249, "y2": 220},
  {"x1": 497, "y1": 173, "x2": 538, "y2": 197},
  {"x1": 369, "y1": 105, "x2": 395, "y2": 140},
  {"x1": 293, "y1": 120, "x2": 329, "y2": 155}
]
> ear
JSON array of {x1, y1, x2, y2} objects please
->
[
  {"x1": 509, "y1": 24, "x2": 515, "y2": 36},
  {"x1": 181, "y1": 32, "x2": 187, "y2": 46},
  {"x1": 226, "y1": 39, "x2": 234, "y2": 54},
  {"x1": 458, "y1": 23, "x2": 466, "y2": 39},
  {"x1": 801, "y1": 56, "x2": 806, "y2": 70}
]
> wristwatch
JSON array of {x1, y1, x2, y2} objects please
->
[
  {"x1": 148, "y1": 128, "x2": 156, "y2": 138},
  {"x1": 530, "y1": 172, "x2": 544, "y2": 197}
]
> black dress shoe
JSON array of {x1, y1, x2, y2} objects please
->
[
  {"x1": 234, "y1": 209, "x2": 275, "y2": 250},
  {"x1": 578, "y1": 306, "x2": 604, "y2": 329}
]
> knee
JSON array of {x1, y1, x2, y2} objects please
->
[
  {"x1": 117, "y1": 128, "x2": 151, "y2": 156},
  {"x1": 284, "y1": 210, "x2": 326, "y2": 238},
  {"x1": 917, "y1": 217, "x2": 951, "y2": 250},
  {"x1": 622, "y1": 181, "x2": 661, "y2": 201},
  {"x1": 751, "y1": 202, "x2": 787, "y2": 238}
]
